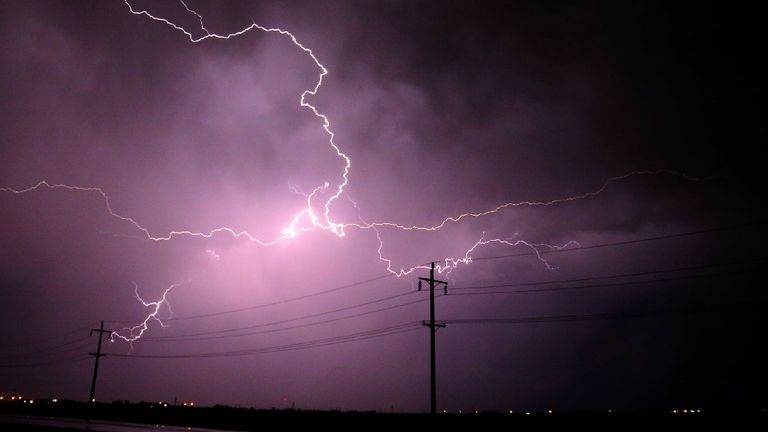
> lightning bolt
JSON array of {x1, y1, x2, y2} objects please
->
[
  {"x1": 0, "y1": 1, "x2": 708, "y2": 341},
  {"x1": 110, "y1": 281, "x2": 188, "y2": 344},
  {"x1": 122, "y1": 0, "x2": 351, "y2": 239},
  {"x1": 346, "y1": 169, "x2": 707, "y2": 233}
]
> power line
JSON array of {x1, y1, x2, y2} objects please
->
[
  {"x1": 0, "y1": 269, "x2": 723, "y2": 356},
  {"x1": 106, "y1": 222, "x2": 761, "y2": 326},
  {"x1": 0, "y1": 323, "x2": 97, "y2": 349},
  {"x1": 443, "y1": 313, "x2": 657, "y2": 325},
  {"x1": 105, "y1": 296, "x2": 757, "y2": 361},
  {"x1": 143, "y1": 291, "x2": 418, "y2": 340},
  {"x1": 107, "y1": 323, "x2": 422, "y2": 359},
  {"x1": 137, "y1": 271, "x2": 719, "y2": 342},
  {"x1": 0, "y1": 355, "x2": 91, "y2": 369},
  {"x1": 451, "y1": 260, "x2": 764, "y2": 291},
  {"x1": 441, "y1": 303, "x2": 753, "y2": 325},
  {"x1": 0, "y1": 340, "x2": 92, "y2": 361},
  {"x1": 106, "y1": 273, "x2": 395, "y2": 324},
  {"x1": 0, "y1": 336, "x2": 91, "y2": 358},
  {"x1": 141, "y1": 261, "x2": 759, "y2": 342},
  {"x1": 143, "y1": 296, "x2": 431, "y2": 342},
  {"x1": 447, "y1": 269, "x2": 758, "y2": 297}
]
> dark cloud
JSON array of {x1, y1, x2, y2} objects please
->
[{"x1": 0, "y1": 0, "x2": 765, "y2": 412}]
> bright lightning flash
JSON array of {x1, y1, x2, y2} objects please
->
[
  {"x1": 0, "y1": 1, "x2": 704, "y2": 342},
  {"x1": 110, "y1": 281, "x2": 187, "y2": 343}
]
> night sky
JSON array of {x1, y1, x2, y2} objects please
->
[{"x1": 0, "y1": 0, "x2": 765, "y2": 413}]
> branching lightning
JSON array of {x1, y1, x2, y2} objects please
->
[
  {"x1": 110, "y1": 281, "x2": 188, "y2": 343},
  {"x1": 349, "y1": 169, "x2": 706, "y2": 233},
  {"x1": 0, "y1": 1, "x2": 706, "y2": 342},
  {"x1": 123, "y1": 0, "x2": 351, "y2": 239}
]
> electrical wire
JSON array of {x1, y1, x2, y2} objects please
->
[{"x1": 107, "y1": 323, "x2": 422, "y2": 359}]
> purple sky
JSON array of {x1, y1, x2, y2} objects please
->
[{"x1": 0, "y1": 0, "x2": 765, "y2": 412}]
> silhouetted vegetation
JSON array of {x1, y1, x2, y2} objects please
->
[{"x1": 1, "y1": 399, "x2": 765, "y2": 430}]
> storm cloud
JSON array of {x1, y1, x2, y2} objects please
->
[{"x1": 1, "y1": 0, "x2": 764, "y2": 412}]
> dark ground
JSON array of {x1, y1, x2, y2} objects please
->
[{"x1": 1, "y1": 400, "x2": 765, "y2": 430}]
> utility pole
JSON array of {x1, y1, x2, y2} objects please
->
[
  {"x1": 418, "y1": 262, "x2": 447, "y2": 415},
  {"x1": 89, "y1": 321, "x2": 111, "y2": 402}
]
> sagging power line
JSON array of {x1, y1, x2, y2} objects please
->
[
  {"x1": 136, "y1": 261, "x2": 759, "y2": 343},
  {"x1": 103, "y1": 221, "x2": 763, "y2": 326}
]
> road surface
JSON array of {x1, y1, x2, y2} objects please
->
[{"x1": 0, "y1": 414, "x2": 241, "y2": 432}]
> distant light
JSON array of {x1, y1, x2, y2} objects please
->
[
  {"x1": 608, "y1": 410, "x2": 612, "y2": 413},
  {"x1": 442, "y1": 409, "x2": 446, "y2": 413},
  {"x1": 696, "y1": 409, "x2": 701, "y2": 413},
  {"x1": 52, "y1": 399, "x2": 58, "y2": 403},
  {"x1": 190, "y1": 402, "x2": 194, "y2": 406},
  {"x1": 458, "y1": 410, "x2": 462, "y2": 414},
  {"x1": 548, "y1": 410, "x2": 553, "y2": 414},
  {"x1": 525, "y1": 412, "x2": 530, "y2": 415},
  {"x1": 164, "y1": 403, "x2": 168, "y2": 407},
  {"x1": 91, "y1": 398, "x2": 95, "y2": 402},
  {"x1": 474, "y1": 410, "x2": 478, "y2": 414},
  {"x1": 683, "y1": 409, "x2": 688, "y2": 413},
  {"x1": 672, "y1": 410, "x2": 677, "y2": 413},
  {"x1": 29, "y1": 400, "x2": 34, "y2": 404},
  {"x1": 509, "y1": 410, "x2": 513, "y2": 414}
]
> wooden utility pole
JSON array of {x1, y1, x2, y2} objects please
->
[
  {"x1": 89, "y1": 321, "x2": 111, "y2": 402},
  {"x1": 418, "y1": 262, "x2": 447, "y2": 415}
]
